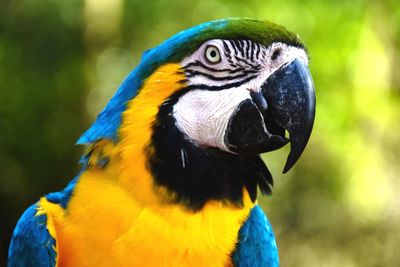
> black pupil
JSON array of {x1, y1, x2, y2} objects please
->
[{"x1": 210, "y1": 50, "x2": 217, "y2": 58}]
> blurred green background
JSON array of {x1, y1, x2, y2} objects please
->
[{"x1": 1, "y1": 0, "x2": 399, "y2": 266}]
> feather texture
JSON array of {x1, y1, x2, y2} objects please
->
[
  {"x1": 8, "y1": 203, "x2": 57, "y2": 267},
  {"x1": 232, "y1": 205, "x2": 279, "y2": 267}
]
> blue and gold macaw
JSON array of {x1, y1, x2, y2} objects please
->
[{"x1": 8, "y1": 18, "x2": 315, "y2": 267}]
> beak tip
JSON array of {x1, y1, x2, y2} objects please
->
[
  {"x1": 282, "y1": 158, "x2": 295, "y2": 174},
  {"x1": 282, "y1": 135, "x2": 310, "y2": 173}
]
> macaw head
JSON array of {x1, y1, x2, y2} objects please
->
[{"x1": 78, "y1": 18, "x2": 316, "y2": 210}]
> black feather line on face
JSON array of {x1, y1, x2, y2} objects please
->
[
  {"x1": 232, "y1": 40, "x2": 242, "y2": 56},
  {"x1": 183, "y1": 61, "x2": 256, "y2": 75},
  {"x1": 183, "y1": 74, "x2": 258, "y2": 91},
  {"x1": 185, "y1": 69, "x2": 254, "y2": 82},
  {"x1": 222, "y1": 40, "x2": 231, "y2": 57},
  {"x1": 147, "y1": 89, "x2": 274, "y2": 211}
]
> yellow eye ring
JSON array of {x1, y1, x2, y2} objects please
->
[{"x1": 204, "y1": 45, "x2": 221, "y2": 64}]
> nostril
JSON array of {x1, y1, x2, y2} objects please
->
[{"x1": 250, "y1": 91, "x2": 268, "y2": 113}]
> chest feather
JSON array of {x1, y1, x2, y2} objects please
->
[{"x1": 51, "y1": 173, "x2": 254, "y2": 267}]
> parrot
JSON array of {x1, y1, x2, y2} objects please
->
[{"x1": 8, "y1": 18, "x2": 316, "y2": 267}]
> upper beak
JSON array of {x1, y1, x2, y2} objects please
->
[
  {"x1": 261, "y1": 59, "x2": 316, "y2": 173},
  {"x1": 224, "y1": 58, "x2": 315, "y2": 173}
]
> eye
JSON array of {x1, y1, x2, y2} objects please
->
[{"x1": 204, "y1": 45, "x2": 221, "y2": 64}]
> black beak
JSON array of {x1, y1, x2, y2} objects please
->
[
  {"x1": 261, "y1": 59, "x2": 316, "y2": 173},
  {"x1": 224, "y1": 59, "x2": 315, "y2": 173}
]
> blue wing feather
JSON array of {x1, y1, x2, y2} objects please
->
[
  {"x1": 8, "y1": 174, "x2": 78, "y2": 267},
  {"x1": 232, "y1": 205, "x2": 279, "y2": 267},
  {"x1": 8, "y1": 203, "x2": 57, "y2": 267}
]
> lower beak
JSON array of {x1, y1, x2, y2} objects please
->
[{"x1": 225, "y1": 59, "x2": 316, "y2": 173}]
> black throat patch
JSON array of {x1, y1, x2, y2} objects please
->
[{"x1": 147, "y1": 91, "x2": 274, "y2": 211}]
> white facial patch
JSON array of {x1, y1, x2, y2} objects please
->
[
  {"x1": 173, "y1": 88, "x2": 251, "y2": 150},
  {"x1": 173, "y1": 40, "x2": 309, "y2": 151}
]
